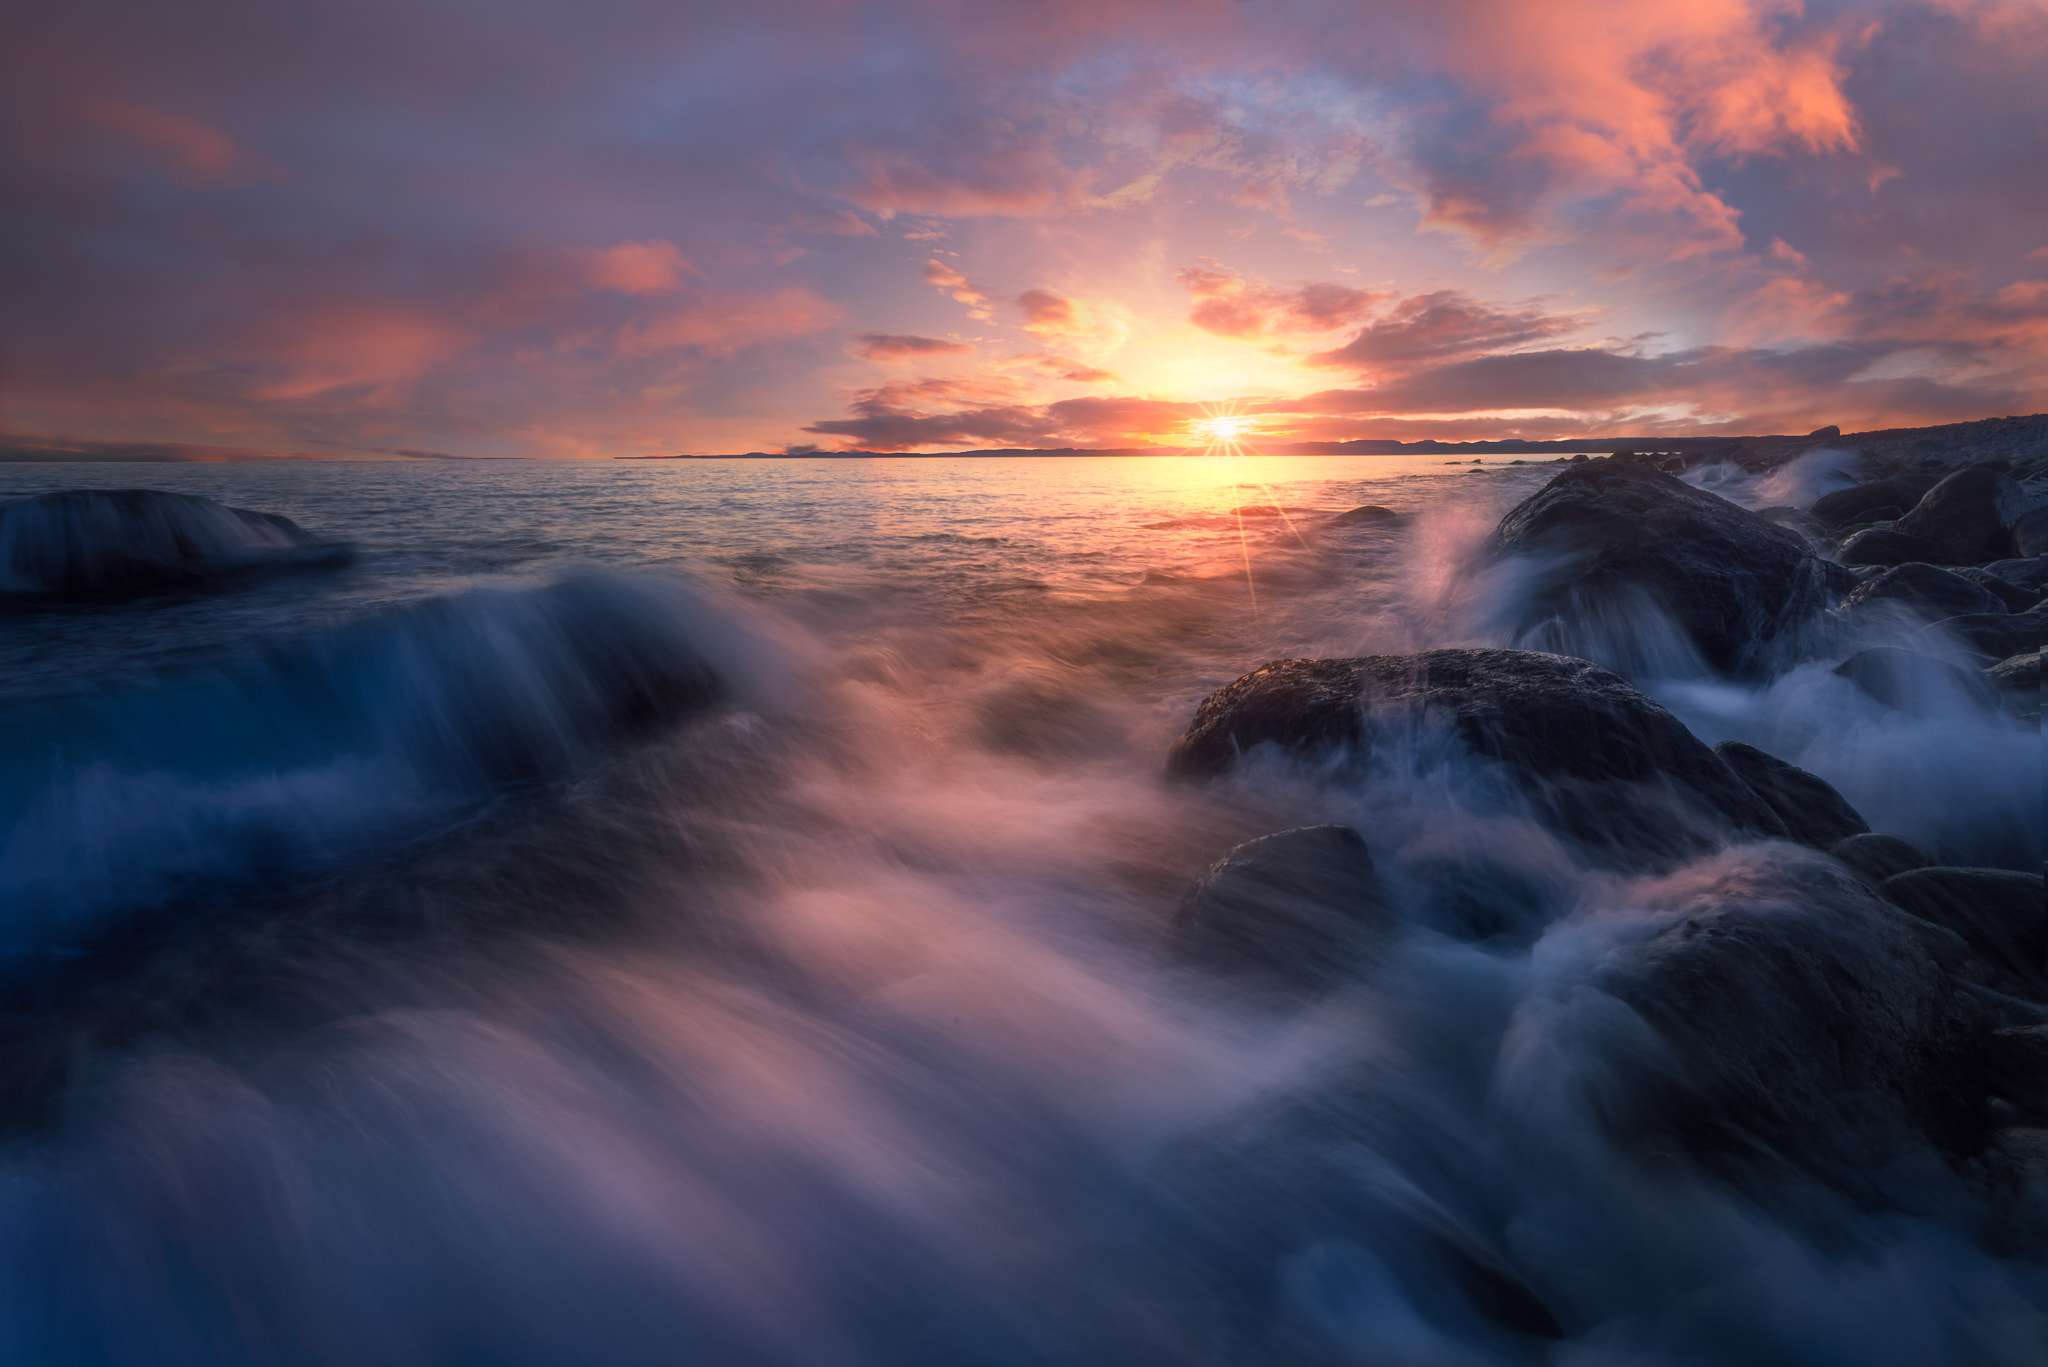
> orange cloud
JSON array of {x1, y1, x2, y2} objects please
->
[
  {"x1": 580, "y1": 240, "x2": 699, "y2": 294},
  {"x1": 615, "y1": 288, "x2": 840, "y2": 357},
  {"x1": 1178, "y1": 262, "x2": 1391, "y2": 340},
  {"x1": 851, "y1": 333, "x2": 975, "y2": 361},
  {"x1": 923, "y1": 259, "x2": 996, "y2": 320}
]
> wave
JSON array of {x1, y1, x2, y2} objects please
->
[
  {"x1": 0, "y1": 573, "x2": 782, "y2": 948},
  {"x1": 0, "y1": 488, "x2": 349, "y2": 594}
]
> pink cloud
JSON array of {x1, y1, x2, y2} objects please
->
[{"x1": 580, "y1": 241, "x2": 699, "y2": 294}]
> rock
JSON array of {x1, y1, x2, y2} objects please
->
[
  {"x1": 1880, "y1": 867, "x2": 2048, "y2": 999},
  {"x1": 1834, "y1": 646, "x2": 2001, "y2": 712},
  {"x1": 1819, "y1": 559, "x2": 1863, "y2": 596},
  {"x1": 1712, "y1": 741, "x2": 1869, "y2": 848},
  {"x1": 1807, "y1": 424, "x2": 1842, "y2": 440},
  {"x1": 1836, "y1": 528, "x2": 1950, "y2": 568},
  {"x1": 1983, "y1": 556, "x2": 2048, "y2": 593},
  {"x1": 1985, "y1": 1026, "x2": 2048, "y2": 1118},
  {"x1": 0, "y1": 488, "x2": 345, "y2": 593},
  {"x1": 1919, "y1": 611, "x2": 2042, "y2": 661},
  {"x1": 1229, "y1": 504, "x2": 1285, "y2": 517},
  {"x1": 1327, "y1": 505, "x2": 1402, "y2": 526},
  {"x1": 1835, "y1": 562, "x2": 2007, "y2": 623},
  {"x1": 2013, "y1": 506, "x2": 2048, "y2": 559},
  {"x1": 1893, "y1": 465, "x2": 2031, "y2": 564},
  {"x1": 1596, "y1": 853, "x2": 1983, "y2": 1171},
  {"x1": 1811, "y1": 475, "x2": 1940, "y2": 528},
  {"x1": 1487, "y1": 459, "x2": 1826, "y2": 675},
  {"x1": 1830, "y1": 832, "x2": 1935, "y2": 883},
  {"x1": 1167, "y1": 649, "x2": 1787, "y2": 866},
  {"x1": 1951, "y1": 568, "x2": 2040, "y2": 612},
  {"x1": 1173, "y1": 825, "x2": 1388, "y2": 995},
  {"x1": 1569, "y1": 452, "x2": 1590, "y2": 463},
  {"x1": 1984, "y1": 1127, "x2": 2048, "y2": 1188},
  {"x1": 1989, "y1": 650, "x2": 2042, "y2": 692}
]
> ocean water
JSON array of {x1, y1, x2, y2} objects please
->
[{"x1": 0, "y1": 456, "x2": 2041, "y2": 1365}]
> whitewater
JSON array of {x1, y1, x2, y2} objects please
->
[{"x1": 0, "y1": 453, "x2": 2040, "y2": 1365}]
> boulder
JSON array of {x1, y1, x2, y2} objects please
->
[
  {"x1": 1893, "y1": 465, "x2": 2031, "y2": 564},
  {"x1": 1835, "y1": 562, "x2": 2007, "y2": 623},
  {"x1": 1486, "y1": 459, "x2": 1826, "y2": 675},
  {"x1": 1880, "y1": 867, "x2": 2048, "y2": 1000},
  {"x1": 1168, "y1": 649, "x2": 1787, "y2": 865},
  {"x1": 1834, "y1": 646, "x2": 2001, "y2": 712},
  {"x1": 1951, "y1": 568, "x2": 2039, "y2": 612},
  {"x1": 1596, "y1": 854, "x2": 1983, "y2": 1171},
  {"x1": 1983, "y1": 556, "x2": 2048, "y2": 593},
  {"x1": 1836, "y1": 528, "x2": 1948, "y2": 568},
  {"x1": 0, "y1": 488, "x2": 345, "y2": 593},
  {"x1": 1712, "y1": 741, "x2": 1869, "y2": 848},
  {"x1": 1830, "y1": 832, "x2": 1934, "y2": 884},
  {"x1": 1985, "y1": 1026, "x2": 2048, "y2": 1119},
  {"x1": 1327, "y1": 505, "x2": 1402, "y2": 526},
  {"x1": 1919, "y1": 611, "x2": 2042, "y2": 662},
  {"x1": 1811, "y1": 475, "x2": 1940, "y2": 528},
  {"x1": 1989, "y1": 650, "x2": 2043, "y2": 693},
  {"x1": 2013, "y1": 506, "x2": 2048, "y2": 559},
  {"x1": 1173, "y1": 825, "x2": 1388, "y2": 996}
]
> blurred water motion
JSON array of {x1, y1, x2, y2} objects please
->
[{"x1": 0, "y1": 456, "x2": 2039, "y2": 1365}]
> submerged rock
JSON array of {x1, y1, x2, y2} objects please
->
[
  {"x1": 1597, "y1": 854, "x2": 1983, "y2": 1172},
  {"x1": 1173, "y1": 825, "x2": 1388, "y2": 996},
  {"x1": 1327, "y1": 504, "x2": 1402, "y2": 526},
  {"x1": 1880, "y1": 868, "x2": 2048, "y2": 1000},
  {"x1": 1830, "y1": 832, "x2": 1935, "y2": 884},
  {"x1": 1834, "y1": 562, "x2": 2007, "y2": 623},
  {"x1": 1711, "y1": 741, "x2": 1869, "y2": 848},
  {"x1": 1810, "y1": 475, "x2": 1939, "y2": 528},
  {"x1": 1892, "y1": 465, "x2": 2031, "y2": 564},
  {"x1": 1168, "y1": 648, "x2": 1786, "y2": 865},
  {"x1": 0, "y1": 488, "x2": 346, "y2": 593},
  {"x1": 1486, "y1": 458, "x2": 1826, "y2": 676},
  {"x1": 1837, "y1": 528, "x2": 1948, "y2": 568},
  {"x1": 1834, "y1": 646, "x2": 2001, "y2": 712}
]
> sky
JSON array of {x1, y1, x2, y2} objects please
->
[{"x1": 4, "y1": 0, "x2": 2046, "y2": 458}]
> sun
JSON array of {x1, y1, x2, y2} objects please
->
[{"x1": 1187, "y1": 414, "x2": 1257, "y2": 446}]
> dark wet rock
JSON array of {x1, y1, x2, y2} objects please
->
[
  {"x1": 1819, "y1": 559, "x2": 1863, "y2": 596},
  {"x1": 1327, "y1": 505, "x2": 1402, "y2": 526},
  {"x1": 1835, "y1": 562, "x2": 2007, "y2": 622},
  {"x1": 1712, "y1": 741, "x2": 1869, "y2": 848},
  {"x1": 1952, "y1": 568, "x2": 2040, "y2": 613},
  {"x1": 1834, "y1": 646, "x2": 2001, "y2": 712},
  {"x1": 1168, "y1": 649, "x2": 1786, "y2": 865},
  {"x1": 1989, "y1": 650, "x2": 2042, "y2": 693},
  {"x1": 1893, "y1": 465, "x2": 2031, "y2": 564},
  {"x1": 2013, "y1": 505, "x2": 2048, "y2": 559},
  {"x1": 1811, "y1": 475, "x2": 1940, "y2": 528},
  {"x1": 1173, "y1": 825, "x2": 1388, "y2": 996},
  {"x1": 0, "y1": 488, "x2": 346, "y2": 593},
  {"x1": 1598, "y1": 854, "x2": 1984, "y2": 1171},
  {"x1": 1487, "y1": 459, "x2": 1826, "y2": 675},
  {"x1": 1986, "y1": 1026, "x2": 2048, "y2": 1119},
  {"x1": 1831, "y1": 832, "x2": 1935, "y2": 884},
  {"x1": 1569, "y1": 452, "x2": 1590, "y2": 462},
  {"x1": 1807, "y1": 424, "x2": 1842, "y2": 441},
  {"x1": 1919, "y1": 611, "x2": 2042, "y2": 661},
  {"x1": 1983, "y1": 556, "x2": 2048, "y2": 593},
  {"x1": 1881, "y1": 868, "x2": 2048, "y2": 1000},
  {"x1": 1836, "y1": 528, "x2": 1950, "y2": 568},
  {"x1": 1853, "y1": 506, "x2": 1906, "y2": 524}
]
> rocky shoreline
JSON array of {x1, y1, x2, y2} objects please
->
[{"x1": 1162, "y1": 453, "x2": 2046, "y2": 1288}]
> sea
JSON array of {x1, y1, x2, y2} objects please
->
[{"x1": 0, "y1": 454, "x2": 2040, "y2": 1365}]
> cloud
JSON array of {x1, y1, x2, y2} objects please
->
[
  {"x1": 1005, "y1": 352, "x2": 1117, "y2": 383},
  {"x1": 580, "y1": 240, "x2": 699, "y2": 294},
  {"x1": 1177, "y1": 262, "x2": 1391, "y2": 340},
  {"x1": 851, "y1": 332, "x2": 976, "y2": 361},
  {"x1": 923, "y1": 259, "x2": 996, "y2": 320},
  {"x1": 1308, "y1": 290, "x2": 1588, "y2": 369}
]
